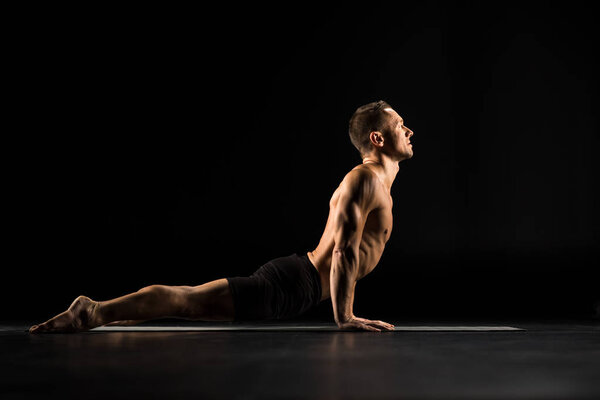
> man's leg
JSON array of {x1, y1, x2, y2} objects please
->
[{"x1": 29, "y1": 278, "x2": 235, "y2": 333}]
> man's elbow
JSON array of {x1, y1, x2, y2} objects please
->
[
  {"x1": 333, "y1": 246, "x2": 353, "y2": 257},
  {"x1": 332, "y1": 247, "x2": 345, "y2": 256},
  {"x1": 332, "y1": 246, "x2": 359, "y2": 265}
]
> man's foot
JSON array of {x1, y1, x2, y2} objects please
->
[{"x1": 29, "y1": 296, "x2": 99, "y2": 334}]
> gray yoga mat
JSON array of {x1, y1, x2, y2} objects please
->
[{"x1": 93, "y1": 325, "x2": 524, "y2": 332}]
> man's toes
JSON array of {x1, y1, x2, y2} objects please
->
[{"x1": 29, "y1": 324, "x2": 47, "y2": 334}]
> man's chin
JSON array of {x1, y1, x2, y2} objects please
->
[{"x1": 401, "y1": 152, "x2": 414, "y2": 162}]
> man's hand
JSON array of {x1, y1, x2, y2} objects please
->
[{"x1": 337, "y1": 316, "x2": 395, "y2": 332}]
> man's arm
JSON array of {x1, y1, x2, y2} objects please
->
[{"x1": 330, "y1": 169, "x2": 394, "y2": 332}]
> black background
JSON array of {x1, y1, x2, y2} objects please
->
[{"x1": 6, "y1": 3, "x2": 599, "y2": 322}]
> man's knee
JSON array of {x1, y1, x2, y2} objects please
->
[
  {"x1": 139, "y1": 284, "x2": 172, "y2": 297},
  {"x1": 138, "y1": 285, "x2": 189, "y2": 312}
]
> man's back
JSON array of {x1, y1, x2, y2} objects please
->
[{"x1": 307, "y1": 163, "x2": 394, "y2": 301}]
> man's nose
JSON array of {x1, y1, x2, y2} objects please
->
[{"x1": 406, "y1": 128, "x2": 413, "y2": 137}]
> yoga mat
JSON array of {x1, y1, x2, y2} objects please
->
[{"x1": 93, "y1": 325, "x2": 524, "y2": 332}]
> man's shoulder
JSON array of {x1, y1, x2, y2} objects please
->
[
  {"x1": 339, "y1": 165, "x2": 379, "y2": 199},
  {"x1": 345, "y1": 165, "x2": 379, "y2": 186}
]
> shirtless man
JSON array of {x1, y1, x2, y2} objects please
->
[{"x1": 29, "y1": 100, "x2": 413, "y2": 333}]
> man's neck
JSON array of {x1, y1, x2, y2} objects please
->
[{"x1": 361, "y1": 156, "x2": 399, "y2": 192}]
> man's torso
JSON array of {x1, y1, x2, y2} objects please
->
[{"x1": 307, "y1": 163, "x2": 393, "y2": 301}]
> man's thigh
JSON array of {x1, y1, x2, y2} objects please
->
[{"x1": 187, "y1": 278, "x2": 235, "y2": 321}]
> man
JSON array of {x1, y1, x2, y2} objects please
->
[{"x1": 29, "y1": 100, "x2": 414, "y2": 333}]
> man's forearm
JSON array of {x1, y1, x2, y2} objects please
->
[{"x1": 330, "y1": 249, "x2": 359, "y2": 325}]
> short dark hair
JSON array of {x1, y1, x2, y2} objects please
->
[{"x1": 348, "y1": 100, "x2": 393, "y2": 157}]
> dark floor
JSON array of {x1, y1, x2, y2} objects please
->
[{"x1": 2, "y1": 319, "x2": 599, "y2": 399}]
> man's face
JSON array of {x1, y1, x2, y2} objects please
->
[{"x1": 383, "y1": 108, "x2": 414, "y2": 161}]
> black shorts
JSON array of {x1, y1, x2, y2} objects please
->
[{"x1": 226, "y1": 253, "x2": 322, "y2": 321}]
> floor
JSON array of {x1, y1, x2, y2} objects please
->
[{"x1": 2, "y1": 319, "x2": 599, "y2": 399}]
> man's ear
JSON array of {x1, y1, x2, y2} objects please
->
[{"x1": 369, "y1": 131, "x2": 384, "y2": 148}]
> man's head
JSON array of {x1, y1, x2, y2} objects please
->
[{"x1": 348, "y1": 100, "x2": 414, "y2": 161}]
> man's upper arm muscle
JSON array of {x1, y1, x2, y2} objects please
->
[{"x1": 332, "y1": 169, "x2": 377, "y2": 255}]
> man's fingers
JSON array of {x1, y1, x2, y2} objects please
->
[
  {"x1": 364, "y1": 324, "x2": 381, "y2": 332},
  {"x1": 376, "y1": 325, "x2": 394, "y2": 331},
  {"x1": 340, "y1": 317, "x2": 394, "y2": 332},
  {"x1": 355, "y1": 322, "x2": 381, "y2": 332},
  {"x1": 340, "y1": 322, "x2": 381, "y2": 332},
  {"x1": 353, "y1": 317, "x2": 393, "y2": 326},
  {"x1": 367, "y1": 320, "x2": 395, "y2": 330}
]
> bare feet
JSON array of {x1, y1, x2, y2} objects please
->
[{"x1": 29, "y1": 296, "x2": 99, "y2": 334}]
